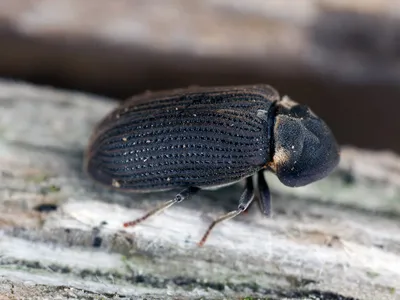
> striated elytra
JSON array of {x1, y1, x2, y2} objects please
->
[{"x1": 84, "y1": 84, "x2": 340, "y2": 246}]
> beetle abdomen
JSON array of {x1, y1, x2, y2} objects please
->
[{"x1": 85, "y1": 85, "x2": 278, "y2": 192}]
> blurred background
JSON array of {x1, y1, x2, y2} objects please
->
[{"x1": 0, "y1": 0, "x2": 399, "y2": 153}]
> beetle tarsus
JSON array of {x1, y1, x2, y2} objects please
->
[
  {"x1": 198, "y1": 177, "x2": 255, "y2": 246},
  {"x1": 123, "y1": 186, "x2": 200, "y2": 228}
]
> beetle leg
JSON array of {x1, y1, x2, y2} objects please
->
[
  {"x1": 198, "y1": 177, "x2": 254, "y2": 246},
  {"x1": 257, "y1": 170, "x2": 272, "y2": 217},
  {"x1": 123, "y1": 186, "x2": 200, "y2": 228}
]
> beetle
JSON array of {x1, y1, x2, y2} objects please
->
[{"x1": 84, "y1": 84, "x2": 340, "y2": 246}]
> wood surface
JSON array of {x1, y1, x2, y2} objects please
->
[{"x1": 0, "y1": 80, "x2": 400, "y2": 299}]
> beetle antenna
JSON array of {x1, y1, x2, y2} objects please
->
[{"x1": 123, "y1": 186, "x2": 200, "y2": 228}]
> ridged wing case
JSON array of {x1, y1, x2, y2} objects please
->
[{"x1": 85, "y1": 85, "x2": 279, "y2": 192}]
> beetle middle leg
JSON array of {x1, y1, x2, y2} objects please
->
[
  {"x1": 123, "y1": 186, "x2": 200, "y2": 228},
  {"x1": 198, "y1": 176, "x2": 255, "y2": 246}
]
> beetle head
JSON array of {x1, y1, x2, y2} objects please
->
[{"x1": 268, "y1": 96, "x2": 340, "y2": 187}]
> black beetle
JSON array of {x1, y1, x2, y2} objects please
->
[{"x1": 84, "y1": 84, "x2": 340, "y2": 246}]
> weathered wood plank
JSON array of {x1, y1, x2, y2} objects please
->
[{"x1": 0, "y1": 80, "x2": 399, "y2": 299}]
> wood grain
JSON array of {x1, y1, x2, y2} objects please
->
[{"x1": 0, "y1": 80, "x2": 399, "y2": 299}]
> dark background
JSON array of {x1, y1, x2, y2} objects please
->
[{"x1": 1, "y1": 1, "x2": 399, "y2": 154}]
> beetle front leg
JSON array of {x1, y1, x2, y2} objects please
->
[
  {"x1": 198, "y1": 176, "x2": 255, "y2": 246},
  {"x1": 257, "y1": 170, "x2": 272, "y2": 217},
  {"x1": 123, "y1": 186, "x2": 200, "y2": 228}
]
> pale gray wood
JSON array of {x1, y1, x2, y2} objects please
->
[{"x1": 0, "y1": 79, "x2": 399, "y2": 299}]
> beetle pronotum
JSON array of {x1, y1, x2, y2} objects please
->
[{"x1": 84, "y1": 85, "x2": 340, "y2": 246}]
